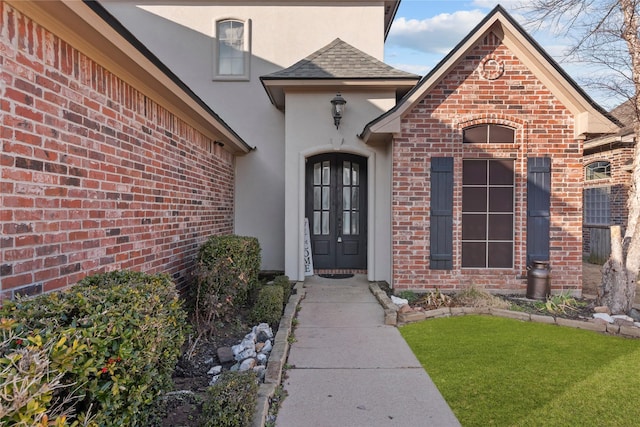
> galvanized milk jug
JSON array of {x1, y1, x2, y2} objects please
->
[{"x1": 526, "y1": 260, "x2": 550, "y2": 300}]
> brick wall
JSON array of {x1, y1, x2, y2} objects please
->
[
  {"x1": 583, "y1": 144, "x2": 633, "y2": 255},
  {"x1": 392, "y1": 32, "x2": 583, "y2": 295},
  {"x1": 1, "y1": 3, "x2": 235, "y2": 300}
]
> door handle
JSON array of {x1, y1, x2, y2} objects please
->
[{"x1": 337, "y1": 236, "x2": 342, "y2": 243}]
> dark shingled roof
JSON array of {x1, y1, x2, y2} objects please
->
[{"x1": 262, "y1": 38, "x2": 418, "y2": 80}]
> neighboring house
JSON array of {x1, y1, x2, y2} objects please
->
[
  {"x1": 0, "y1": 0, "x2": 621, "y2": 299},
  {"x1": 583, "y1": 101, "x2": 635, "y2": 263}
]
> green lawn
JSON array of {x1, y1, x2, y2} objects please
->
[{"x1": 400, "y1": 316, "x2": 640, "y2": 427}]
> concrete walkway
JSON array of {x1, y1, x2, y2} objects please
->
[{"x1": 275, "y1": 275, "x2": 461, "y2": 427}]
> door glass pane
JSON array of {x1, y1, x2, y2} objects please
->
[
  {"x1": 352, "y1": 163, "x2": 359, "y2": 185},
  {"x1": 352, "y1": 187, "x2": 359, "y2": 210},
  {"x1": 322, "y1": 212, "x2": 329, "y2": 235},
  {"x1": 322, "y1": 187, "x2": 329, "y2": 210},
  {"x1": 343, "y1": 161, "x2": 351, "y2": 185},
  {"x1": 322, "y1": 161, "x2": 330, "y2": 185},
  {"x1": 352, "y1": 213, "x2": 359, "y2": 235},
  {"x1": 313, "y1": 212, "x2": 321, "y2": 235},
  {"x1": 314, "y1": 187, "x2": 321, "y2": 210},
  {"x1": 343, "y1": 187, "x2": 351, "y2": 210},
  {"x1": 314, "y1": 163, "x2": 321, "y2": 185},
  {"x1": 343, "y1": 211, "x2": 350, "y2": 235}
]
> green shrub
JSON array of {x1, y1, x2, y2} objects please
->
[
  {"x1": 0, "y1": 270, "x2": 188, "y2": 427},
  {"x1": 194, "y1": 235, "x2": 261, "y2": 334},
  {"x1": 273, "y1": 275, "x2": 292, "y2": 305},
  {"x1": 397, "y1": 290, "x2": 418, "y2": 304},
  {"x1": 250, "y1": 285, "x2": 284, "y2": 327},
  {"x1": 201, "y1": 371, "x2": 259, "y2": 427}
]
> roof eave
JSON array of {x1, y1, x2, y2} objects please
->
[
  {"x1": 8, "y1": 0, "x2": 253, "y2": 155},
  {"x1": 260, "y1": 76, "x2": 419, "y2": 110}
]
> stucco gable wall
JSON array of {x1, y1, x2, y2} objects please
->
[{"x1": 392, "y1": 32, "x2": 583, "y2": 295}]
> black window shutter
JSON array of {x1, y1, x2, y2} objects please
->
[
  {"x1": 430, "y1": 157, "x2": 454, "y2": 270},
  {"x1": 527, "y1": 157, "x2": 551, "y2": 265}
]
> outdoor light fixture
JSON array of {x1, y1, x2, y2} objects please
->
[{"x1": 330, "y1": 93, "x2": 346, "y2": 129}]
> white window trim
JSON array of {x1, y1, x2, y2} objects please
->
[{"x1": 213, "y1": 18, "x2": 251, "y2": 81}]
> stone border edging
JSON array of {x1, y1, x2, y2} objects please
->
[
  {"x1": 252, "y1": 281, "x2": 306, "y2": 427},
  {"x1": 368, "y1": 283, "x2": 640, "y2": 339}
]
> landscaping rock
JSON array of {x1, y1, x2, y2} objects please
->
[
  {"x1": 399, "y1": 304, "x2": 413, "y2": 314},
  {"x1": 594, "y1": 306, "x2": 611, "y2": 314},
  {"x1": 255, "y1": 323, "x2": 274, "y2": 342},
  {"x1": 217, "y1": 347, "x2": 235, "y2": 364},
  {"x1": 593, "y1": 313, "x2": 614, "y2": 323},
  {"x1": 391, "y1": 295, "x2": 409, "y2": 306},
  {"x1": 207, "y1": 365, "x2": 223, "y2": 376}
]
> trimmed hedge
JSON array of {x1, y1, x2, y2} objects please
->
[
  {"x1": 250, "y1": 285, "x2": 284, "y2": 328},
  {"x1": 201, "y1": 371, "x2": 259, "y2": 427},
  {"x1": 194, "y1": 235, "x2": 261, "y2": 334},
  {"x1": 273, "y1": 275, "x2": 292, "y2": 305},
  {"x1": 0, "y1": 270, "x2": 188, "y2": 426}
]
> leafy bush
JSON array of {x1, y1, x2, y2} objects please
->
[
  {"x1": 396, "y1": 290, "x2": 418, "y2": 304},
  {"x1": 194, "y1": 235, "x2": 261, "y2": 334},
  {"x1": 250, "y1": 286, "x2": 284, "y2": 328},
  {"x1": 201, "y1": 371, "x2": 259, "y2": 427},
  {"x1": 0, "y1": 270, "x2": 188, "y2": 427},
  {"x1": 273, "y1": 275, "x2": 292, "y2": 305}
]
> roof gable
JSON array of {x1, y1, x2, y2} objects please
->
[
  {"x1": 261, "y1": 38, "x2": 419, "y2": 110},
  {"x1": 361, "y1": 5, "x2": 620, "y2": 142},
  {"x1": 263, "y1": 38, "x2": 417, "y2": 80}
]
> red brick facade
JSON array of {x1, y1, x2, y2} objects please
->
[
  {"x1": 583, "y1": 144, "x2": 633, "y2": 257},
  {"x1": 0, "y1": 3, "x2": 235, "y2": 300},
  {"x1": 392, "y1": 32, "x2": 583, "y2": 294}
]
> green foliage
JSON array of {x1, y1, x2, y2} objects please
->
[
  {"x1": 534, "y1": 292, "x2": 587, "y2": 314},
  {"x1": 273, "y1": 275, "x2": 292, "y2": 305},
  {"x1": 194, "y1": 235, "x2": 261, "y2": 335},
  {"x1": 250, "y1": 286, "x2": 284, "y2": 328},
  {"x1": 201, "y1": 371, "x2": 259, "y2": 427},
  {"x1": 401, "y1": 316, "x2": 640, "y2": 427},
  {"x1": 0, "y1": 270, "x2": 188, "y2": 427},
  {"x1": 396, "y1": 290, "x2": 418, "y2": 304}
]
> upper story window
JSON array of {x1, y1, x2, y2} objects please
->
[
  {"x1": 463, "y1": 124, "x2": 515, "y2": 144},
  {"x1": 215, "y1": 19, "x2": 251, "y2": 80},
  {"x1": 585, "y1": 161, "x2": 611, "y2": 180}
]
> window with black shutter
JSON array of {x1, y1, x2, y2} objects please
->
[{"x1": 430, "y1": 157, "x2": 453, "y2": 270}]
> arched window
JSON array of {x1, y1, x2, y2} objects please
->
[
  {"x1": 585, "y1": 161, "x2": 611, "y2": 180},
  {"x1": 215, "y1": 19, "x2": 251, "y2": 80},
  {"x1": 463, "y1": 124, "x2": 515, "y2": 143}
]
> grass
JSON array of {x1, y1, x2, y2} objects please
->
[{"x1": 400, "y1": 316, "x2": 640, "y2": 427}]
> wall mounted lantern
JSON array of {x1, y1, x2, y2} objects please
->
[{"x1": 330, "y1": 93, "x2": 347, "y2": 129}]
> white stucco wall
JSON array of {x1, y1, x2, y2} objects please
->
[
  {"x1": 101, "y1": 1, "x2": 389, "y2": 274},
  {"x1": 284, "y1": 90, "x2": 394, "y2": 281}
]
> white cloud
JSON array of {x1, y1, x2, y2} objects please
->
[{"x1": 387, "y1": 10, "x2": 487, "y2": 55}]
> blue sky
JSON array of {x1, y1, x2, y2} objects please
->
[{"x1": 384, "y1": 0, "x2": 624, "y2": 110}]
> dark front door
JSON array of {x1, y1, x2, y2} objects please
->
[{"x1": 305, "y1": 153, "x2": 367, "y2": 270}]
